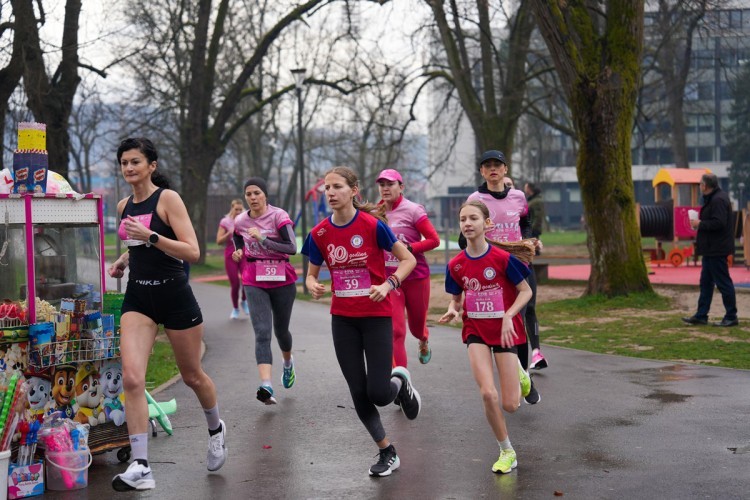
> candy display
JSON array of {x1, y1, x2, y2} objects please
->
[{"x1": 12, "y1": 123, "x2": 48, "y2": 195}]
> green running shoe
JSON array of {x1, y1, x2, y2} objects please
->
[
  {"x1": 418, "y1": 340, "x2": 432, "y2": 364},
  {"x1": 282, "y1": 360, "x2": 296, "y2": 389},
  {"x1": 491, "y1": 449, "x2": 517, "y2": 474},
  {"x1": 518, "y1": 359, "x2": 531, "y2": 398}
]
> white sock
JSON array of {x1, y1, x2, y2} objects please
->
[
  {"x1": 498, "y1": 437, "x2": 512, "y2": 451},
  {"x1": 283, "y1": 356, "x2": 293, "y2": 368},
  {"x1": 203, "y1": 404, "x2": 221, "y2": 432},
  {"x1": 129, "y1": 433, "x2": 149, "y2": 463}
]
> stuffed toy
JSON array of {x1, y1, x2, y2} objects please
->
[
  {"x1": 74, "y1": 362, "x2": 105, "y2": 426},
  {"x1": 51, "y1": 364, "x2": 77, "y2": 419},
  {"x1": 100, "y1": 359, "x2": 125, "y2": 426},
  {"x1": 24, "y1": 368, "x2": 52, "y2": 422}
]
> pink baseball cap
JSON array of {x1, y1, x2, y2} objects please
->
[{"x1": 376, "y1": 169, "x2": 403, "y2": 183}]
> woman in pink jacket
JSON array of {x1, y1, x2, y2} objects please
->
[{"x1": 377, "y1": 169, "x2": 440, "y2": 367}]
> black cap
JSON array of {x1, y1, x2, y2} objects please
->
[
  {"x1": 478, "y1": 150, "x2": 507, "y2": 167},
  {"x1": 243, "y1": 177, "x2": 268, "y2": 196}
]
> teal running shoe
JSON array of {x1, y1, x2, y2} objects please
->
[{"x1": 282, "y1": 360, "x2": 296, "y2": 389}]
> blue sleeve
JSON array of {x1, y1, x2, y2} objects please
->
[
  {"x1": 376, "y1": 220, "x2": 398, "y2": 250},
  {"x1": 506, "y1": 255, "x2": 531, "y2": 285},
  {"x1": 301, "y1": 233, "x2": 324, "y2": 266},
  {"x1": 445, "y1": 266, "x2": 462, "y2": 295}
]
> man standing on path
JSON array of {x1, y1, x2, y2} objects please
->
[{"x1": 682, "y1": 173, "x2": 739, "y2": 327}]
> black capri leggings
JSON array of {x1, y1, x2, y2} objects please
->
[{"x1": 331, "y1": 315, "x2": 400, "y2": 443}]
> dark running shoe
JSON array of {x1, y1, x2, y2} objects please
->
[
  {"x1": 391, "y1": 367, "x2": 421, "y2": 420},
  {"x1": 524, "y1": 379, "x2": 541, "y2": 405},
  {"x1": 256, "y1": 385, "x2": 277, "y2": 405},
  {"x1": 369, "y1": 444, "x2": 400, "y2": 477}
]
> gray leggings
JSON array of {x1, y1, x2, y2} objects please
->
[{"x1": 244, "y1": 283, "x2": 296, "y2": 365}]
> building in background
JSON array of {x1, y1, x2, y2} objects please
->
[{"x1": 426, "y1": 5, "x2": 750, "y2": 229}]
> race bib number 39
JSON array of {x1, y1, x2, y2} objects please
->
[
  {"x1": 332, "y1": 268, "x2": 371, "y2": 297},
  {"x1": 256, "y1": 261, "x2": 286, "y2": 282},
  {"x1": 465, "y1": 289, "x2": 504, "y2": 318}
]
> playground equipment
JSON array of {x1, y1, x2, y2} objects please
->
[{"x1": 638, "y1": 168, "x2": 709, "y2": 267}]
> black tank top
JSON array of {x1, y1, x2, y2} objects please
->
[{"x1": 121, "y1": 188, "x2": 185, "y2": 280}]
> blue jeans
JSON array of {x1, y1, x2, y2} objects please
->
[{"x1": 696, "y1": 256, "x2": 737, "y2": 321}]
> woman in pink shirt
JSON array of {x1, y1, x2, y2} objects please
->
[
  {"x1": 232, "y1": 178, "x2": 298, "y2": 405},
  {"x1": 376, "y1": 169, "x2": 440, "y2": 367},
  {"x1": 216, "y1": 199, "x2": 248, "y2": 320}
]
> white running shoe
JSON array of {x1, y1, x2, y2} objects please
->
[
  {"x1": 112, "y1": 461, "x2": 155, "y2": 491},
  {"x1": 207, "y1": 420, "x2": 228, "y2": 471},
  {"x1": 230, "y1": 308, "x2": 240, "y2": 320}
]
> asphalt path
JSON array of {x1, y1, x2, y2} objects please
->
[{"x1": 45, "y1": 281, "x2": 750, "y2": 499}]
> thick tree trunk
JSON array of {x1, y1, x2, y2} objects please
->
[
  {"x1": 180, "y1": 150, "x2": 217, "y2": 266},
  {"x1": 574, "y1": 84, "x2": 652, "y2": 296},
  {"x1": 532, "y1": 0, "x2": 652, "y2": 296}
]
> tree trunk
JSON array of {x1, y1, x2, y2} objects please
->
[
  {"x1": 575, "y1": 83, "x2": 652, "y2": 295},
  {"x1": 180, "y1": 148, "x2": 219, "y2": 265},
  {"x1": 19, "y1": 0, "x2": 82, "y2": 178},
  {"x1": 532, "y1": 0, "x2": 652, "y2": 296}
]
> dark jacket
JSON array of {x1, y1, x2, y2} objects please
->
[
  {"x1": 695, "y1": 187, "x2": 734, "y2": 257},
  {"x1": 527, "y1": 192, "x2": 545, "y2": 238}
]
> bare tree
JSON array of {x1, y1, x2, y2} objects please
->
[
  {"x1": 531, "y1": 1, "x2": 652, "y2": 296},
  {"x1": 68, "y1": 78, "x2": 119, "y2": 193},
  {"x1": 17, "y1": 0, "x2": 94, "y2": 178},
  {"x1": 422, "y1": 0, "x2": 536, "y2": 164},
  {"x1": 123, "y1": 0, "x2": 379, "y2": 262}
]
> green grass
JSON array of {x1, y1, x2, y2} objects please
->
[
  {"x1": 145, "y1": 340, "x2": 180, "y2": 390},
  {"x1": 536, "y1": 291, "x2": 750, "y2": 369}
]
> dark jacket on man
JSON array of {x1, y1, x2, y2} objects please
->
[{"x1": 695, "y1": 187, "x2": 734, "y2": 257}]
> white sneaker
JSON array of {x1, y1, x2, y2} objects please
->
[
  {"x1": 207, "y1": 420, "x2": 228, "y2": 471},
  {"x1": 241, "y1": 300, "x2": 250, "y2": 316},
  {"x1": 230, "y1": 308, "x2": 240, "y2": 320},
  {"x1": 112, "y1": 461, "x2": 155, "y2": 491}
]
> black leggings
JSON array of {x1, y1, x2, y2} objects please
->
[
  {"x1": 519, "y1": 267, "x2": 539, "y2": 369},
  {"x1": 331, "y1": 315, "x2": 399, "y2": 443}
]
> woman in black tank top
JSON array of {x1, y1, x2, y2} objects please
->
[{"x1": 108, "y1": 138, "x2": 227, "y2": 492}]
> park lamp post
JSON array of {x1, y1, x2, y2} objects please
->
[{"x1": 292, "y1": 68, "x2": 308, "y2": 294}]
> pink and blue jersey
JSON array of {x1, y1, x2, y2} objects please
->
[
  {"x1": 383, "y1": 196, "x2": 431, "y2": 280},
  {"x1": 234, "y1": 205, "x2": 297, "y2": 288},
  {"x1": 467, "y1": 189, "x2": 528, "y2": 242},
  {"x1": 445, "y1": 245, "x2": 529, "y2": 346},
  {"x1": 303, "y1": 210, "x2": 398, "y2": 317}
]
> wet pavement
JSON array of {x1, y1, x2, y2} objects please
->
[{"x1": 44, "y1": 281, "x2": 750, "y2": 499}]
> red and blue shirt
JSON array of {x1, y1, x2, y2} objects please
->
[
  {"x1": 303, "y1": 210, "x2": 398, "y2": 317},
  {"x1": 445, "y1": 245, "x2": 529, "y2": 345}
]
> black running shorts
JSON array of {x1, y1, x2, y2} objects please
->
[
  {"x1": 465, "y1": 334, "x2": 518, "y2": 354},
  {"x1": 122, "y1": 275, "x2": 203, "y2": 330}
]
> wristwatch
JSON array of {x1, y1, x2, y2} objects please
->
[{"x1": 148, "y1": 232, "x2": 160, "y2": 246}]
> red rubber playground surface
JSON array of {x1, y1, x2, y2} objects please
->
[{"x1": 548, "y1": 263, "x2": 750, "y2": 287}]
